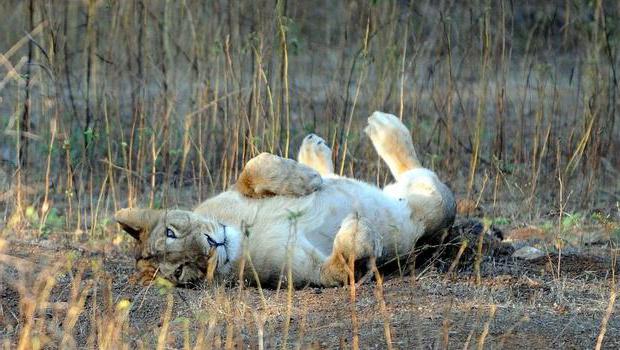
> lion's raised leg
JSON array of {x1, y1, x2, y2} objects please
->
[
  {"x1": 364, "y1": 111, "x2": 421, "y2": 180},
  {"x1": 235, "y1": 152, "x2": 323, "y2": 199},
  {"x1": 298, "y1": 134, "x2": 334, "y2": 176},
  {"x1": 320, "y1": 213, "x2": 381, "y2": 286},
  {"x1": 366, "y1": 111, "x2": 457, "y2": 235}
]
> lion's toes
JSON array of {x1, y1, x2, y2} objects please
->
[
  {"x1": 365, "y1": 111, "x2": 410, "y2": 148},
  {"x1": 302, "y1": 133, "x2": 330, "y2": 150},
  {"x1": 298, "y1": 134, "x2": 334, "y2": 176},
  {"x1": 300, "y1": 134, "x2": 331, "y2": 158},
  {"x1": 367, "y1": 111, "x2": 407, "y2": 130}
]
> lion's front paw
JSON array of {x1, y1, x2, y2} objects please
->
[
  {"x1": 320, "y1": 257, "x2": 349, "y2": 287},
  {"x1": 237, "y1": 153, "x2": 323, "y2": 198},
  {"x1": 298, "y1": 134, "x2": 334, "y2": 176},
  {"x1": 128, "y1": 272, "x2": 155, "y2": 286},
  {"x1": 127, "y1": 270, "x2": 156, "y2": 287},
  {"x1": 129, "y1": 260, "x2": 158, "y2": 286},
  {"x1": 265, "y1": 156, "x2": 323, "y2": 197}
]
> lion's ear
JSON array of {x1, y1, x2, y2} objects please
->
[{"x1": 114, "y1": 208, "x2": 162, "y2": 240}]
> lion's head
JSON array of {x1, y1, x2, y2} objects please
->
[{"x1": 115, "y1": 208, "x2": 238, "y2": 286}]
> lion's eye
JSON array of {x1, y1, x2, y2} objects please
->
[{"x1": 166, "y1": 228, "x2": 177, "y2": 239}]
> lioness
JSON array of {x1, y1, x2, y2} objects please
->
[{"x1": 115, "y1": 112, "x2": 456, "y2": 286}]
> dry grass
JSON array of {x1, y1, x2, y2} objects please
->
[
  {"x1": 0, "y1": 0, "x2": 619, "y2": 348},
  {"x1": 1, "y1": 238, "x2": 619, "y2": 348}
]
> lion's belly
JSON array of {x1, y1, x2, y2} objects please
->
[
  {"x1": 238, "y1": 182, "x2": 362, "y2": 283},
  {"x1": 296, "y1": 179, "x2": 415, "y2": 255},
  {"x1": 195, "y1": 177, "x2": 417, "y2": 284},
  {"x1": 241, "y1": 178, "x2": 415, "y2": 282}
]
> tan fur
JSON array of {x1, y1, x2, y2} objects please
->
[
  {"x1": 236, "y1": 152, "x2": 323, "y2": 198},
  {"x1": 298, "y1": 134, "x2": 334, "y2": 176},
  {"x1": 115, "y1": 112, "x2": 456, "y2": 287},
  {"x1": 129, "y1": 259, "x2": 159, "y2": 285},
  {"x1": 320, "y1": 214, "x2": 380, "y2": 285},
  {"x1": 115, "y1": 208, "x2": 161, "y2": 240},
  {"x1": 118, "y1": 210, "x2": 224, "y2": 286},
  {"x1": 364, "y1": 112, "x2": 421, "y2": 179}
]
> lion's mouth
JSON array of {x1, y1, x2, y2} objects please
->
[{"x1": 203, "y1": 224, "x2": 229, "y2": 268}]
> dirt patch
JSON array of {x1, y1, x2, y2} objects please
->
[{"x1": 1, "y1": 234, "x2": 619, "y2": 348}]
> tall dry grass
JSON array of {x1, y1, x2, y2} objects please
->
[{"x1": 0, "y1": 0, "x2": 616, "y2": 235}]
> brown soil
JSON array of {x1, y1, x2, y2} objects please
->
[{"x1": 1, "y1": 232, "x2": 619, "y2": 349}]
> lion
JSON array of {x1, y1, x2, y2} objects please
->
[{"x1": 115, "y1": 112, "x2": 456, "y2": 287}]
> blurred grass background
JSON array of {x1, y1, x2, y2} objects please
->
[{"x1": 0, "y1": 0, "x2": 618, "y2": 236}]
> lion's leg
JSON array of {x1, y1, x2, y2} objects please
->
[
  {"x1": 235, "y1": 152, "x2": 323, "y2": 199},
  {"x1": 365, "y1": 112, "x2": 456, "y2": 235},
  {"x1": 364, "y1": 111, "x2": 421, "y2": 180},
  {"x1": 320, "y1": 213, "x2": 381, "y2": 286},
  {"x1": 297, "y1": 134, "x2": 334, "y2": 176}
]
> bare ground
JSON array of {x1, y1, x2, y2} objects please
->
[{"x1": 1, "y1": 230, "x2": 619, "y2": 349}]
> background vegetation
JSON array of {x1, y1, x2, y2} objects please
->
[
  {"x1": 1, "y1": 0, "x2": 617, "y2": 234},
  {"x1": 0, "y1": 0, "x2": 619, "y2": 348}
]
